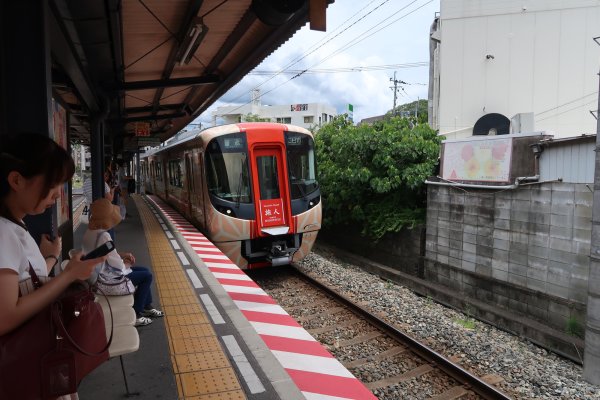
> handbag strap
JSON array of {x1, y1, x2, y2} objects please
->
[
  {"x1": 52, "y1": 285, "x2": 114, "y2": 357},
  {"x1": 27, "y1": 260, "x2": 115, "y2": 356},
  {"x1": 28, "y1": 262, "x2": 42, "y2": 289}
]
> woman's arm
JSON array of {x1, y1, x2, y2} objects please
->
[
  {"x1": 39, "y1": 234, "x2": 61, "y2": 273},
  {"x1": 0, "y1": 252, "x2": 105, "y2": 335}
]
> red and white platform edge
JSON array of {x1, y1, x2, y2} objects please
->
[{"x1": 147, "y1": 196, "x2": 377, "y2": 400}]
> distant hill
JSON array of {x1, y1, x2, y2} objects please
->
[{"x1": 387, "y1": 99, "x2": 428, "y2": 120}]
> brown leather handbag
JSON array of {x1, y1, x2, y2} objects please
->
[{"x1": 0, "y1": 265, "x2": 113, "y2": 399}]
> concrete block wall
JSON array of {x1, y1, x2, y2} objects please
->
[
  {"x1": 319, "y1": 225, "x2": 424, "y2": 276},
  {"x1": 425, "y1": 182, "x2": 591, "y2": 332}
]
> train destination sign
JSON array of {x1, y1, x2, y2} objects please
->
[
  {"x1": 223, "y1": 137, "x2": 244, "y2": 150},
  {"x1": 259, "y1": 199, "x2": 285, "y2": 227}
]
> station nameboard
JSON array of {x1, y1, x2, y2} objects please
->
[
  {"x1": 136, "y1": 136, "x2": 161, "y2": 146},
  {"x1": 124, "y1": 136, "x2": 161, "y2": 151}
]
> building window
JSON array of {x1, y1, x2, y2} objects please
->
[
  {"x1": 168, "y1": 159, "x2": 183, "y2": 187},
  {"x1": 322, "y1": 113, "x2": 328, "y2": 123},
  {"x1": 303, "y1": 116, "x2": 314, "y2": 124},
  {"x1": 276, "y1": 117, "x2": 291, "y2": 124}
]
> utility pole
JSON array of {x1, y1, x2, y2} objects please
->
[
  {"x1": 415, "y1": 96, "x2": 419, "y2": 118},
  {"x1": 585, "y1": 49, "x2": 600, "y2": 384},
  {"x1": 389, "y1": 72, "x2": 406, "y2": 116}
]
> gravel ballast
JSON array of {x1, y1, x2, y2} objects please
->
[{"x1": 296, "y1": 251, "x2": 600, "y2": 399}]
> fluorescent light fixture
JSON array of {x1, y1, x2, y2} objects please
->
[{"x1": 178, "y1": 18, "x2": 208, "y2": 66}]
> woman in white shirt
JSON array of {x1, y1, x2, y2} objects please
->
[{"x1": 0, "y1": 133, "x2": 106, "y2": 398}]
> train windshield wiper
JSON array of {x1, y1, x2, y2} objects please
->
[
  {"x1": 295, "y1": 179, "x2": 307, "y2": 199},
  {"x1": 235, "y1": 157, "x2": 245, "y2": 208}
]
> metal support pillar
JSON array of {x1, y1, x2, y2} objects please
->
[
  {"x1": 135, "y1": 151, "x2": 141, "y2": 194},
  {"x1": 584, "y1": 70, "x2": 600, "y2": 384},
  {"x1": 91, "y1": 118, "x2": 105, "y2": 201},
  {"x1": 0, "y1": 0, "x2": 56, "y2": 246}
]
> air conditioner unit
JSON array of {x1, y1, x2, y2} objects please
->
[{"x1": 510, "y1": 113, "x2": 535, "y2": 134}]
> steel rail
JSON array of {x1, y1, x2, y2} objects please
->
[{"x1": 287, "y1": 264, "x2": 512, "y2": 400}]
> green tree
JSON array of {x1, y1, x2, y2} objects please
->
[{"x1": 316, "y1": 115, "x2": 441, "y2": 240}]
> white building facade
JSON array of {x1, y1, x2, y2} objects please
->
[
  {"x1": 430, "y1": 0, "x2": 600, "y2": 139},
  {"x1": 212, "y1": 101, "x2": 337, "y2": 130}
]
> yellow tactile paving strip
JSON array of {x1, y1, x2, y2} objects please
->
[{"x1": 133, "y1": 195, "x2": 246, "y2": 400}]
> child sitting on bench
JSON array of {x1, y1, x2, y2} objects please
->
[{"x1": 83, "y1": 198, "x2": 163, "y2": 326}]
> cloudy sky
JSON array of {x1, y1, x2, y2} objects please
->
[{"x1": 193, "y1": 0, "x2": 440, "y2": 126}]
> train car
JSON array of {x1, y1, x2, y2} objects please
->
[{"x1": 141, "y1": 122, "x2": 322, "y2": 269}]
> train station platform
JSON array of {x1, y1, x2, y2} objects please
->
[{"x1": 76, "y1": 194, "x2": 374, "y2": 400}]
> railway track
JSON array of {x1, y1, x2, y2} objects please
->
[{"x1": 249, "y1": 265, "x2": 512, "y2": 400}]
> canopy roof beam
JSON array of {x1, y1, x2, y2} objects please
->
[{"x1": 119, "y1": 74, "x2": 219, "y2": 91}]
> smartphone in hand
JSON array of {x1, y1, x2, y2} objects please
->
[{"x1": 81, "y1": 241, "x2": 115, "y2": 260}]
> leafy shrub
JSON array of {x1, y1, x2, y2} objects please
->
[{"x1": 315, "y1": 115, "x2": 440, "y2": 240}]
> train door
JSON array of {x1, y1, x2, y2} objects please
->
[
  {"x1": 197, "y1": 151, "x2": 207, "y2": 228},
  {"x1": 250, "y1": 146, "x2": 294, "y2": 236},
  {"x1": 184, "y1": 154, "x2": 194, "y2": 216}
]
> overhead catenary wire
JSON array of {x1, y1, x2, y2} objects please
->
[
  {"x1": 316, "y1": 0, "x2": 434, "y2": 67},
  {"x1": 536, "y1": 98, "x2": 598, "y2": 122},
  {"x1": 219, "y1": 0, "x2": 432, "y2": 117},
  {"x1": 249, "y1": 62, "x2": 428, "y2": 75},
  {"x1": 534, "y1": 92, "x2": 598, "y2": 116},
  {"x1": 224, "y1": 0, "x2": 391, "y2": 106}
]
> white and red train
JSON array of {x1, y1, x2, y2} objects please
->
[{"x1": 141, "y1": 122, "x2": 322, "y2": 269}]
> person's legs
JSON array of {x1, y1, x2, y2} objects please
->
[
  {"x1": 127, "y1": 266, "x2": 165, "y2": 318},
  {"x1": 127, "y1": 266, "x2": 152, "y2": 316}
]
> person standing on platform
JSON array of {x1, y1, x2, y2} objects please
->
[{"x1": 116, "y1": 161, "x2": 128, "y2": 219}]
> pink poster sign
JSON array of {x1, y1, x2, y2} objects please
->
[{"x1": 442, "y1": 137, "x2": 512, "y2": 182}]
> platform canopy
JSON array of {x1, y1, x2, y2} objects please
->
[{"x1": 49, "y1": 0, "x2": 330, "y2": 150}]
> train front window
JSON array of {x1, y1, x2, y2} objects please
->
[
  {"x1": 256, "y1": 156, "x2": 280, "y2": 200},
  {"x1": 205, "y1": 134, "x2": 251, "y2": 203},
  {"x1": 285, "y1": 132, "x2": 318, "y2": 199}
]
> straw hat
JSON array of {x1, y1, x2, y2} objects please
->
[{"x1": 89, "y1": 198, "x2": 122, "y2": 230}]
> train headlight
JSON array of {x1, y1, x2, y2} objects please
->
[{"x1": 216, "y1": 206, "x2": 236, "y2": 217}]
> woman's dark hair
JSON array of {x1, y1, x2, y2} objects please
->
[{"x1": 0, "y1": 133, "x2": 75, "y2": 223}]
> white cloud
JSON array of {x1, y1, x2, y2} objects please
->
[{"x1": 193, "y1": 0, "x2": 439, "y2": 127}]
